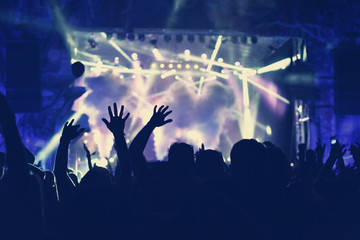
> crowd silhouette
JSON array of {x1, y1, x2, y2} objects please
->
[{"x1": 0, "y1": 92, "x2": 360, "y2": 240}]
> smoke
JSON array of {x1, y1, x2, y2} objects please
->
[{"x1": 154, "y1": 80, "x2": 235, "y2": 159}]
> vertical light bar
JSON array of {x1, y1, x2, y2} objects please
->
[
  {"x1": 108, "y1": 40, "x2": 133, "y2": 63},
  {"x1": 242, "y1": 76, "x2": 254, "y2": 138},
  {"x1": 206, "y1": 35, "x2": 223, "y2": 72}
]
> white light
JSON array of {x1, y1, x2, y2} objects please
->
[
  {"x1": 298, "y1": 105, "x2": 303, "y2": 113},
  {"x1": 84, "y1": 132, "x2": 88, "y2": 137},
  {"x1": 194, "y1": 64, "x2": 199, "y2": 69},
  {"x1": 109, "y1": 157, "x2": 115, "y2": 163},
  {"x1": 218, "y1": 58, "x2": 223, "y2": 62},
  {"x1": 235, "y1": 61, "x2": 240, "y2": 66},
  {"x1": 177, "y1": 64, "x2": 182, "y2": 69},
  {"x1": 132, "y1": 75, "x2": 136, "y2": 79},
  {"x1": 201, "y1": 53, "x2": 207, "y2": 59},
  {"x1": 290, "y1": 163, "x2": 294, "y2": 167},
  {"x1": 77, "y1": 157, "x2": 81, "y2": 161},
  {"x1": 168, "y1": 64, "x2": 174, "y2": 69},
  {"x1": 152, "y1": 48, "x2": 164, "y2": 61},
  {"x1": 206, "y1": 35, "x2": 223, "y2": 72},
  {"x1": 221, "y1": 69, "x2": 225, "y2": 74},
  {"x1": 131, "y1": 53, "x2": 138, "y2": 61},
  {"x1": 185, "y1": 64, "x2": 191, "y2": 69},
  {"x1": 266, "y1": 126, "x2": 272, "y2": 135},
  {"x1": 160, "y1": 63, "x2": 165, "y2": 68},
  {"x1": 257, "y1": 58, "x2": 292, "y2": 74},
  {"x1": 120, "y1": 75, "x2": 124, "y2": 79},
  {"x1": 161, "y1": 69, "x2": 177, "y2": 79},
  {"x1": 184, "y1": 49, "x2": 190, "y2": 55},
  {"x1": 83, "y1": 140, "x2": 88, "y2": 144}
]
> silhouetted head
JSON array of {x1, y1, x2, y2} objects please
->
[
  {"x1": 80, "y1": 166, "x2": 112, "y2": 187},
  {"x1": 168, "y1": 142, "x2": 194, "y2": 173},
  {"x1": 230, "y1": 139, "x2": 266, "y2": 187},
  {"x1": 263, "y1": 144, "x2": 291, "y2": 193},
  {"x1": 195, "y1": 149, "x2": 225, "y2": 178}
]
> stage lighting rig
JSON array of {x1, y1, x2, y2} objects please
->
[
  {"x1": 164, "y1": 34, "x2": 171, "y2": 42},
  {"x1": 176, "y1": 34, "x2": 183, "y2": 43},
  {"x1": 138, "y1": 34, "x2": 145, "y2": 42}
]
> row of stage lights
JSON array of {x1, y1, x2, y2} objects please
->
[{"x1": 103, "y1": 32, "x2": 258, "y2": 45}]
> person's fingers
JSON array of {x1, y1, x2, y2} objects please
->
[
  {"x1": 164, "y1": 110, "x2": 172, "y2": 118},
  {"x1": 162, "y1": 106, "x2": 169, "y2": 113},
  {"x1": 120, "y1": 105, "x2": 124, "y2": 118},
  {"x1": 102, "y1": 118, "x2": 110, "y2": 128},
  {"x1": 158, "y1": 105, "x2": 164, "y2": 112},
  {"x1": 113, "y1": 103, "x2": 118, "y2": 117},
  {"x1": 123, "y1": 112, "x2": 130, "y2": 121},
  {"x1": 108, "y1": 106, "x2": 114, "y2": 118}
]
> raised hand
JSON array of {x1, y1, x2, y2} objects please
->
[
  {"x1": 61, "y1": 119, "x2": 84, "y2": 142},
  {"x1": 102, "y1": 103, "x2": 130, "y2": 135},
  {"x1": 148, "y1": 105, "x2": 173, "y2": 128},
  {"x1": 315, "y1": 138, "x2": 325, "y2": 163}
]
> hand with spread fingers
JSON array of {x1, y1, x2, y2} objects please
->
[
  {"x1": 61, "y1": 119, "x2": 85, "y2": 142},
  {"x1": 102, "y1": 103, "x2": 130, "y2": 135},
  {"x1": 148, "y1": 105, "x2": 173, "y2": 128}
]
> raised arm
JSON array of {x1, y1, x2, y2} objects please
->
[
  {"x1": 83, "y1": 143, "x2": 94, "y2": 171},
  {"x1": 0, "y1": 93, "x2": 28, "y2": 180},
  {"x1": 53, "y1": 119, "x2": 84, "y2": 200},
  {"x1": 128, "y1": 105, "x2": 172, "y2": 179},
  {"x1": 102, "y1": 103, "x2": 131, "y2": 188}
]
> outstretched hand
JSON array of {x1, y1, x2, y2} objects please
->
[
  {"x1": 61, "y1": 119, "x2": 84, "y2": 142},
  {"x1": 102, "y1": 103, "x2": 130, "y2": 135},
  {"x1": 148, "y1": 105, "x2": 173, "y2": 127},
  {"x1": 315, "y1": 138, "x2": 325, "y2": 160}
]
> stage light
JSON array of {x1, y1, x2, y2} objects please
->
[
  {"x1": 117, "y1": 32, "x2": 126, "y2": 40},
  {"x1": 169, "y1": 64, "x2": 174, "y2": 69},
  {"x1": 297, "y1": 105, "x2": 303, "y2": 113},
  {"x1": 221, "y1": 69, "x2": 225, "y2": 74},
  {"x1": 109, "y1": 157, "x2": 115, "y2": 163},
  {"x1": 164, "y1": 34, "x2": 171, "y2": 42},
  {"x1": 152, "y1": 48, "x2": 164, "y2": 61},
  {"x1": 257, "y1": 58, "x2": 291, "y2": 74},
  {"x1": 71, "y1": 61, "x2": 85, "y2": 78},
  {"x1": 138, "y1": 34, "x2": 145, "y2": 42},
  {"x1": 201, "y1": 53, "x2": 207, "y2": 59},
  {"x1": 184, "y1": 49, "x2": 190, "y2": 55},
  {"x1": 176, "y1": 34, "x2": 183, "y2": 43},
  {"x1": 88, "y1": 38, "x2": 97, "y2": 48},
  {"x1": 218, "y1": 58, "x2": 223, "y2": 62},
  {"x1": 206, "y1": 35, "x2": 223, "y2": 72},
  {"x1": 235, "y1": 61, "x2": 240, "y2": 66},
  {"x1": 84, "y1": 140, "x2": 88, "y2": 144},
  {"x1": 150, "y1": 38, "x2": 157, "y2": 46},
  {"x1": 160, "y1": 63, "x2": 165, "y2": 68},
  {"x1": 120, "y1": 75, "x2": 124, "y2": 79},
  {"x1": 251, "y1": 36, "x2": 258, "y2": 44},
  {"x1": 84, "y1": 132, "x2": 88, "y2": 137},
  {"x1": 127, "y1": 33, "x2": 135, "y2": 41},
  {"x1": 161, "y1": 69, "x2": 176, "y2": 79},
  {"x1": 185, "y1": 64, "x2": 190, "y2": 69},
  {"x1": 241, "y1": 36, "x2": 247, "y2": 44},
  {"x1": 132, "y1": 75, "x2": 136, "y2": 79},
  {"x1": 188, "y1": 35, "x2": 195, "y2": 43},
  {"x1": 177, "y1": 64, "x2": 182, "y2": 69},
  {"x1": 199, "y1": 35, "x2": 205, "y2": 43},
  {"x1": 290, "y1": 163, "x2": 294, "y2": 167},
  {"x1": 106, "y1": 33, "x2": 113, "y2": 40},
  {"x1": 266, "y1": 126, "x2": 272, "y2": 135},
  {"x1": 231, "y1": 35, "x2": 238, "y2": 44},
  {"x1": 194, "y1": 64, "x2": 199, "y2": 69},
  {"x1": 131, "y1": 53, "x2": 138, "y2": 61}
]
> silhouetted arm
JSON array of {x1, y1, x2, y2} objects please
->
[
  {"x1": 298, "y1": 143, "x2": 306, "y2": 178},
  {"x1": 315, "y1": 138, "x2": 325, "y2": 172},
  {"x1": 129, "y1": 105, "x2": 172, "y2": 180},
  {"x1": 0, "y1": 93, "x2": 28, "y2": 181},
  {"x1": 83, "y1": 143, "x2": 93, "y2": 171},
  {"x1": 53, "y1": 119, "x2": 84, "y2": 200},
  {"x1": 350, "y1": 142, "x2": 360, "y2": 168},
  {"x1": 102, "y1": 103, "x2": 130, "y2": 188}
]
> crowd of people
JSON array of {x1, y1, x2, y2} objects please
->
[{"x1": 0, "y1": 92, "x2": 360, "y2": 240}]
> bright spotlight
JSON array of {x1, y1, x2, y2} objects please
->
[
  {"x1": 84, "y1": 132, "x2": 88, "y2": 137},
  {"x1": 185, "y1": 64, "x2": 190, "y2": 69},
  {"x1": 131, "y1": 53, "x2": 138, "y2": 61},
  {"x1": 152, "y1": 48, "x2": 164, "y2": 61},
  {"x1": 168, "y1": 64, "x2": 174, "y2": 69},
  {"x1": 184, "y1": 49, "x2": 190, "y2": 55},
  {"x1": 177, "y1": 64, "x2": 182, "y2": 69},
  {"x1": 218, "y1": 58, "x2": 224, "y2": 62},
  {"x1": 201, "y1": 53, "x2": 207, "y2": 59},
  {"x1": 84, "y1": 140, "x2": 88, "y2": 144},
  {"x1": 109, "y1": 157, "x2": 115, "y2": 163},
  {"x1": 160, "y1": 63, "x2": 165, "y2": 68},
  {"x1": 235, "y1": 61, "x2": 240, "y2": 66},
  {"x1": 266, "y1": 126, "x2": 272, "y2": 135},
  {"x1": 194, "y1": 64, "x2": 199, "y2": 69}
]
